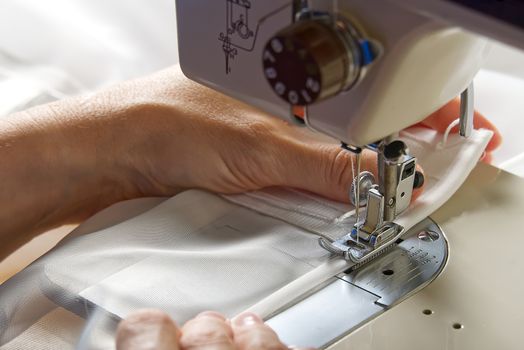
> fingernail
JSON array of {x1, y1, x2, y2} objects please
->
[
  {"x1": 480, "y1": 151, "x2": 487, "y2": 160},
  {"x1": 196, "y1": 311, "x2": 226, "y2": 321},
  {"x1": 233, "y1": 312, "x2": 263, "y2": 327}
]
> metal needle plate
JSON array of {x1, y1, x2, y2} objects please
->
[{"x1": 267, "y1": 217, "x2": 448, "y2": 349}]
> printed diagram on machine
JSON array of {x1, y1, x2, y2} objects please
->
[{"x1": 218, "y1": 0, "x2": 290, "y2": 74}]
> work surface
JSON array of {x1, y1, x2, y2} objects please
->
[
  {"x1": 329, "y1": 162, "x2": 523, "y2": 350},
  {"x1": 0, "y1": 162, "x2": 522, "y2": 349}
]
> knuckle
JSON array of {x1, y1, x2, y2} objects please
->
[
  {"x1": 184, "y1": 327, "x2": 224, "y2": 341},
  {"x1": 322, "y1": 147, "x2": 353, "y2": 190},
  {"x1": 133, "y1": 309, "x2": 174, "y2": 326},
  {"x1": 117, "y1": 309, "x2": 174, "y2": 335},
  {"x1": 116, "y1": 310, "x2": 178, "y2": 350},
  {"x1": 181, "y1": 331, "x2": 231, "y2": 347},
  {"x1": 235, "y1": 325, "x2": 286, "y2": 350},
  {"x1": 181, "y1": 317, "x2": 233, "y2": 347},
  {"x1": 243, "y1": 119, "x2": 276, "y2": 142},
  {"x1": 322, "y1": 147, "x2": 378, "y2": 190}
]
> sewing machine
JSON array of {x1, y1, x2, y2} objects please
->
[{"x1": 176, "y1": 1, "x2": 524, "y2": 348}]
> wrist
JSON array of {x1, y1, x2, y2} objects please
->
[
  {"x1": 0, "y1": 73, "x2": 185, "y2": 257},
  {"x1": 53, "y1": 94, "x2": 149, "y2": 214},
  {"x1": 18, "y1": 96, "x2": 137, "y2": 226},
  {"x1": 94, "y1": 68, "x2": 199, "y2": 198}
]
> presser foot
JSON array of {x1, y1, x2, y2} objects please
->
[{"x1": 319, "y1": 221, "x2": 403, "y2": 263}]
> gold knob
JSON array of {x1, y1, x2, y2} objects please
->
[{"x1": 263, "y1": 18, "x2": 362, "y2": 106}]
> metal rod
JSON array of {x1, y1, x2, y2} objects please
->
[
  {"x1": 459, "y1": 82, "x2": 474, "y2": 138},
  {"x1": 354, "y1": 152, "x2": 361, "y2": 231}
]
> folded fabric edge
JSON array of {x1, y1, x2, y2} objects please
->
[{"x1": 239, "y1": 128, "x2": 493, "y2": 320}]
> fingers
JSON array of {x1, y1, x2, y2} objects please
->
[
  {"x1": 281, "y1": 142, "x2": 426, "y2": 202},
  {"x1": 481, "y1": 151, "x2": 493, "y2": 164},
  {"x1": 275, "y1": 140, "x2": 374, "y2": 203},
  {"x1": 180, "y1": 311, "x2": 235, "y2": 350},
  {"x1": 419, "y1": 97, "x2": 502, "y2": 152},
  {"x1": 275, "y1": 96, "x2": 500, "y2": 204},
  {"x1": 116, "y1": 309, "x2": 180, "y2": 350},
  {"x1": 276, "y1": 141, "x2": 427, "y2": 204},
  {"x1": 231, "y1": 312, "x2": 288, "y2": 350},
  {"x1": 116, "y1": 310, "x2": 298, "y2": 350}
]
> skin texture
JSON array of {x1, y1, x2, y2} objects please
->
[
  {"x1": 117, "y1": 309, "x2": 314, "y2": 350},
  {"x1": 0, "y1": 65, "x2": 501, "y2": 349}
]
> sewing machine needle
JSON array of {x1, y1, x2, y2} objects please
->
[{"x1": 355, "y1": 152, "x2": 361, "y2": 243}]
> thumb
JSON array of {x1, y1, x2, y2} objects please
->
[{"x1": 277, "y1": 143, "x2": 424, "y2": 203}]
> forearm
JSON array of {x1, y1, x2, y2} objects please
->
[
  {"x1": 0, "y1": 94, "x2": 139, "y2": 259},
  {"x1": 0, "y1": 67, "x2": 217, "y2": 260}
]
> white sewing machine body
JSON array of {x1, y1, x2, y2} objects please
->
[
  {"x1": 176, "y1": 0, "x2": 494, "y2": 146},
  {"x1": 175, "y1": 0, "x2": 524, "y2": 348}
]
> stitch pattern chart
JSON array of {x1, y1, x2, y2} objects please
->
[{"x1": 218, "y1": 1, "x2": 290, "y2": 74}]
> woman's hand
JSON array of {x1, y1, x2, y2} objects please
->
[
  {"x1": 111, "y1": 66, "x2": 380, "y2": 203},
  {"x1": 116, "y1": 309, "x2": 313, "y2": 350},
  {"x1": 417, "y1": 97, "x2": 502, "y2": 163},
  {"x1": 111, "y1": 66, "x2": 501, "y2": 202},
  {"x1": 0, "y1": 65, "x2": 501, "y2": 258}
]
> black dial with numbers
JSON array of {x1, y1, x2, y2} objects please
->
[{"x1": 262, "y1": 18, "x2": 361, "y2": 106}]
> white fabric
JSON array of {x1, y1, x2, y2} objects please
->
[
  {"x1": 225, "y1": 127, "x2": 492, "y2": 245},
  {"x1": 0, "y1": 191, "x2": 330, "y2": 347},
  {"x1": 0, "y1": 127, "x2": 491, "y2": 349},
  {"x1": 73, "y1": 126, "x2": 493, "y2": 327},
  {"x1": 0, "y1": 0, "x2": 179, "y2": 119},
  {"x1": 2, "y1": 308, "x2": 90, "y2": 350},
  {"x1": 227, "y1": 127, "x2": 493, "y2": 317},
  {"x1": 75, "y1": 191, "x2": 329, "y2": 321},
  {"x1": 0, "y1": 0, "x2": 178, "y2": 92},
  {"x1": 0, "y1": 60, "x2": 75, "y2": 116},
  {"x1": 225, "y1": 188, "x2": 352, "y2": 242}
]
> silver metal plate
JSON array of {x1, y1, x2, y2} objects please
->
[{"x1": 266, "y1": 217, "x2": 448, "y2": 349}]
